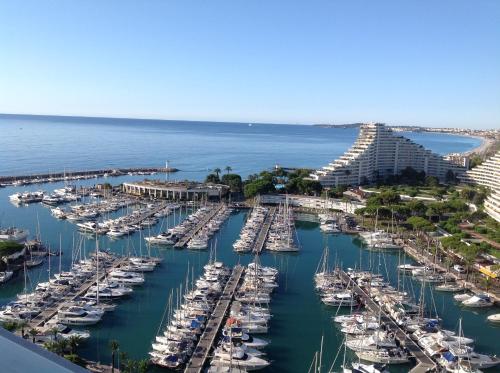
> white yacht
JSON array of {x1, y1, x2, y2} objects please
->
[
  {"x1": 57, "y1": 306, "x2": 102, "y2": 326},
  {"x1": 0, "y1": 271, "x2": 14, "y2": 284},
  {"x1": 108, "y1": 270, "x2": 145, "y2": 285},
  {"x1": 343, "y1": 362, "x2": 390, "y2": 373},
  {"x1": 487, "y1": 313, "x2": 500, "y2": 323},
  {"x1": 211, "y1": 348, "x2": 270, "y2": 371},
  {"x1": 356, "y1": 348, "x2": 409, "y2": 364},
  {"x1": 322, "y1": 292, "x2": 359, "y2": 307},
  {"x1": 461, "y1": 295, "x2": 493, "y2": 308},
  {"x1": 0, "y1": 227, "x2": 29, "y2": 243}
]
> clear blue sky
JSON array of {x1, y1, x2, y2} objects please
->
[{"x1": 0, "y1": 1, "x2": 499, "y2": 128}]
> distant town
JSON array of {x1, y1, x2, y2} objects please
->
[{"x1": 314, "y1": 123, "x2": 499, "y2": 139}]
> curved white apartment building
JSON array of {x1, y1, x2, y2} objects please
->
[
  {"x1": 311, "y1": 123, "x2": 465, "y2": 188},
  {"x1": 460, "y1": 150, "x2": 500, "y2": 222}
]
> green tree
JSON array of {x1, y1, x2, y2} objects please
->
[
  {"x1": 68, "y1": 335, "x2": 83, "y2": 354},
  {"x1": 28, "y1": 328, "x2": 39, "y2": 343},
  {"x1": 137, "y1": 359, "x2": 149, "y2": 373},
  {"x1": 244, "y1": 179, "x2": 275, "y2": 198},
  {"x1": 110, "y1": 340, "x2": 120, "y2": 373},
  {"x1": 221, "y1": 174, "x2": 243, "y2": 193},
  {"x1": 407, "y1": 200, "x2": 426, "y2": 216},
  {"x1": 213, "y1": 168, "x2": 221, "y2": 178},
  {"x1": 406, "y1": 216, "x2": 435, "y2": 232},
  {"x1": 2, "y1": 321, "x2": 18, "y2": 332},
  {"x1": 425, "y1": 176, "x2": 439, "y2": 187},
  {"x1": 205, "y1": 173, "x2": 220, "y2": 184},
  {"x1": 224, "y1": 166, "x2": 232, "y2": 174}
]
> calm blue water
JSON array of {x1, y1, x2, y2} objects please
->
[
  {"x1": 0, "y1": 115, "x2": 481, "y2": 178},
  {"x1": 0, "y1": 115, "x2": 496, "y2": 372}
]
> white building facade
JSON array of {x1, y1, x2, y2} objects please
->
[
  {"x1": 311, "y1": 123, "x2": 465, "y2": 187},
  {"x1": 460, "y1": 151, "x2": 500, "y2": 222}
]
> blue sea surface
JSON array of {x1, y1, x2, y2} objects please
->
[{"x1": 0, "y1": 115, "x2": 481, "y2": 178}]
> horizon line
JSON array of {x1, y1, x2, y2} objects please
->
[{"x1": 0, "y1": 112, "x2": 497, "y2": 130}]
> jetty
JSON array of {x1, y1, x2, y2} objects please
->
[
  {"x1": 184, "y1": 265, "x2": 244, "y2": 373},
  {"x1": 252, "y1": 206, "x2": 276, "y2": 254},
  {"x1": 122, "y1": 202, "x2": 169, "y2": 227},
  {"x1": 27, "y1": 256, "x2": 127, "y2": 329},
  {"x1": 0, "y1": 166, "x2": 178, "y2": 185},
  {"x1": 174, "y1": 204, "x2": 224, "y2": 248},
  {"x1": 338, "y1": 269, "x2": 437, "y2": 373}
]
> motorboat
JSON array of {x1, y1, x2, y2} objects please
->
[
  {"x1": 343, "y1": 362, "x2": 390, "y2": 373},
  {"x1": 0, "y1": 271, "x2": 14, "y2": 284},
  {"x1": 454, "y1": 293, "x2": 472, "y2": 302},
  {"x1": 211, "y1": 348, "x2": 270, "y2": 371},
  {"x1": 436, "y1": 283, "x2": 464, "y2": 292},
  {"x1": 356, "y1": 348, "x2": 409, "y2": 364},
  {"x1": 322, "y1": 292, "x2": 359, "y2": 307},
  {"x1": 461, "y1": 295, "x2": 493, "y2": 308},
  {"x1": 57, "y1": 306, "x2": 102, "y2": 326},
  {"x1": 487, "y1": 314, "x2": 500, "y2": 323},
  {"x1": 0, "y1": 227, "x2": 29, "y2": 243}
]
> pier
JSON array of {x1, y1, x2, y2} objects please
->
[
  {"x1": 338, "y1": 269, "x2": 437, "y2": 373},
  {"x1": 184, "y1": 265, "x2": 244, "y2": 373},
  {"x1": 121, "y1": 202, "x2": 170, "y2": 227},
  {"x1": 174, "y1": 204, "x2": 224, "y2": 248},
  {"x1": 0, "y1": 166, "x2": 178, "y2": 184},
  {"x1": 27, "y1": 256, "x2": 127, "y2": 329},
  {"x1": 252, "y1": 206, "x2": 276, "y2": 254}
]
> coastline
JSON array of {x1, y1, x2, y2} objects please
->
[{"x1": 462, "y1": 135, "x2": 494, "y2": 156}]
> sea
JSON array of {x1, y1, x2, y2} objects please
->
[{"x1": 0, "y1": 115, "x2": 498, "y2": 373}]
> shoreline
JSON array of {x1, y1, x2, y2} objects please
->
[{"x1": 462, "y1": 135, "x2": 494, "y2": 156}]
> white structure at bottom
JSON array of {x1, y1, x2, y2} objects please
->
[
  {"x1": 310, "y1": 123, "x2": 465, "y2": 187},
  {"x1": 460, "y1": 150, "x2": 500, "y2": 222}
]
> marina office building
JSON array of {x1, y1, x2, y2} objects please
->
[
  {"x1": 310, "y1": 123, "x2": 465, "y2": 187},
  {"x1": 122, "y1": 180, "x2": 229, "y2": 201},
  {"x1": 460, "y1": 150, "x2": 500, "y2": 222}
]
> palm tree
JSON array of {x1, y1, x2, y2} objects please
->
[
  {"x1": 109, "y1": 339, "x2": 120, "y2": 373},
  {"x1": 19, "y1": 320, "x2": 28, "y2": 338},
  {"x1": 44, "y1": 341, "x2": 59, "y2": 354},
  {"x1": 56, "y1": 339, "x2": 69, "y2": 355},
  {"x1": 68, "y1": 335, "x2": 83, "y2": 354},
  {"x1": 119, "y1": 351, "x2": 128, "y2": 371},
  {"x1": 28, "y1": 328, "x2": 39, "y2": 343},
  {"x1": 50, "y1": 326, "x2": 59, "y2": 341},
  {"x1": 138, "y1": 359, "x2": 149, "y2": 373},
  {"x1": 224, "y1": 166, "x2": 232, "y2": 174},
  {"x1": 481, "y1": 276, "x2": 492, "y2": 293},
  {"x1": 213, "y1": 168, "x2": 221, "y2": 178}
]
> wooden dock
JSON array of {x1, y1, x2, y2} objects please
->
[
  {"x1": 338, "y1": 270, "x2": 437, "y2": 373},
  {"x1": 184, "y1": 265, "x2": 244, "y2": 373},
  {"x1": 174, "y1": 204, "x2": 224, "y2": 248},
  {"x1": 252, "y1": 206, "x2": 276, "y2": 254},
  {"x1": 28, "y1": 256, "x2": 127, "y2": 329}
]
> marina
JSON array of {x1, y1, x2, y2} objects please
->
[
  {"x1": 183, "y1": 265, "x2": 244, "y2": 373},
  {"x1": 0, "y1": 119, "x2": 497, "y2": 372}
]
